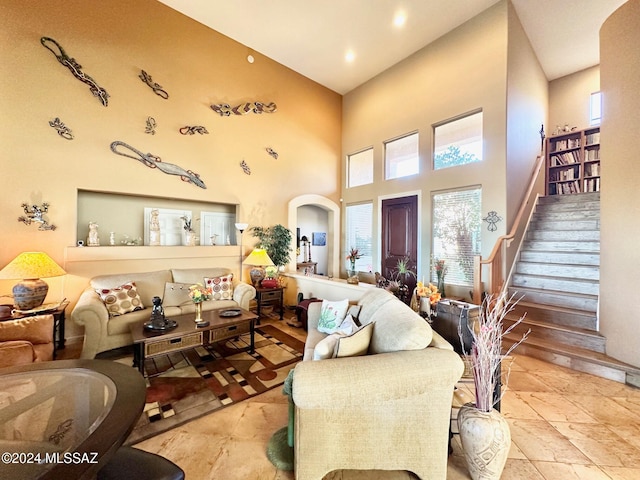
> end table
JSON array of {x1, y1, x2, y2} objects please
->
[{"x1": 255, "y1": 287, "x2": 284, "y2": 323}]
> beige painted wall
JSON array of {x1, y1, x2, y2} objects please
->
[
  {"x1": 0, "y1": 0, "x2": 341, "y2": 340},
  {"x1": 549, "y1": 66, "x2": 600, "y2": 133},
  {"x1": 600, "y1": 0, "x2": 640, "y2": 368},
  {"x1": 341, "y1": 1, "x2": 543, "y2": 298}
]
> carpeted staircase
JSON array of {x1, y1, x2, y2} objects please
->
[{"x1": 503, "y1": 192, "x2": 640, "y2": 387}]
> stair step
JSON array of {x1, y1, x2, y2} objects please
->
[
  {"x1": 511, "y1": 301, "x2": 597, "y2": 330},
  {"x1": 519, "y1": 250, "x2": 599, "y2": 266},
  {"x1": 515, "y1": 262, "x2": 599, "y2": 280},
  {"x1": 527, "y1": 230, "x2": 600, "y2": 241},
  {"x1": 508, "y1": 286, "x2": 598, "y2": 312},
  {"x1": 533, "y1": 210, "x2": 600, "y2": 220},
  {"x1": 504, "y1": 314, "x2": 605, "y2": 353},
  {"x1": 522, "y1": 240, "x2": 600, "y2": 252},
  {"x1": 511, "y1": 273, "x2": 599, "y2": 295},
  {"x1": 529, "y1": 219, "x2": 600, "y2": 231},
  {"x1": 535, "y1": 200, "x2": 601, "y2": 212},
  {"x1": 537, "y1": 192, "x2": 600, "y2": 204},
  {"x1": 502, "y1": 334, "x2": 640, "y2": 386}
]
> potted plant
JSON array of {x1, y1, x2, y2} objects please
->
[
  {"x1": 249, "y1": 224, "x2": 293, "y2": 271},
  {"x1": 457, "y1": 291, "x2": 530, "y2": 480}
]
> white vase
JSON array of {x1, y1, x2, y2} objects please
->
[{"x1": 457, "y1": 403, "x2": 510, "y2": 480}]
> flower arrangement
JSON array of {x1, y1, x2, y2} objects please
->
[
  {"x1": 416, "y1": 281, "x2": 441, "y2": 305},
  {"x1": 465, "y1": 291, "x2": 530, "y2": 412},
  {"x1": 346, "y1": 247, "x2": 361, "y2": 268},
  {"x1": 188, "y1": 283, "x2": 212, "y2": 303}
]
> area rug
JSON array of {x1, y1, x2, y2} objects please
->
[{"x1": 109, "y1": 324, "x2": 304, "y2": 445}]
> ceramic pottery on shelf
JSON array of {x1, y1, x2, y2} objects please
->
[{"x1": 457, "y1": 403, "x2": 510, "y2": 480}]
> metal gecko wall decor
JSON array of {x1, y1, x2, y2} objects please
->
[
  {"x1": 483, "y1": 211, "x2": 502, "y2": 232},
  {"x1": 179, "y1": 126, "x2": 209, "y2": 135},
  {"x1": 145, "y1": 116, "x2": 157, "y2": 135},
  {"x1": 139, "y1": 70, "x2": 169, "y2": 99},
  {"x1": 266, "y1": 147, "x2": 278, "y2": 159},
  {"x1": 18, "y1": 203, "x2": 57, "y2": 230},
  {"x1": 110, "y1": 141, "x2": 206, "y2": 189},
  {"x1": 240, "y1": 160, "x2": 251, "y2": 175},
  {"x1": 49, "y1": 117, "x2": 73, "y2": 140},
  {"x1": 210, "y1": 102, "x2": 277, "y2": 116},
  {"x1": 40, "y1": 37, "x2": 109, "y2": 106}
]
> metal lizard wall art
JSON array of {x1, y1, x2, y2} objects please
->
[
  {"x1": 210, "y1": 101, "x2": 277, "y2": 116},
  {"x1": 110, "y1": 141, "x2": 206, "y2": 189},
  {"x1": 139, "y1": 70, "x2": 169, "y2": 99},
  {"x1": 40, "y1": 37, "x2": 109, "y2": 106}
]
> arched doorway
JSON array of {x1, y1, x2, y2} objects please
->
[{"x1": 288, "y1": 195, "x2": 340, "y2": 277}]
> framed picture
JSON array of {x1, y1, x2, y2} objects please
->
[
  {"x1": 312, "y1": 232, "x2": 326, "y2": 246},
  {"x1": 200, "y1": 212, "x2": 236, "y2": 245},
  {"x1": 143, "y1": 208, "x2": 188, "y2": 246}
]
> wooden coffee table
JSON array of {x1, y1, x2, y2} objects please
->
[{"x1": 129, "y1": 307, "x2": 258, "y2": 375}]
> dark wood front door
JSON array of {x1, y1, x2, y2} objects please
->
[{"x1": 381, "y1": 195, "x2": 418, "y2": 303}]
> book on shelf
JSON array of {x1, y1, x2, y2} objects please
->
[
  {"x1": 550, "y1": 150, "x2": 580, "y2": 166},
  {"x1": 585, "y1": 132, "x2": 600, "y2": 145},
  {"x1": 551, "y1": 137, "x2": 581, "y2": 152},
  {"x1": 585, "y1": 149, "x2": 600, "y2": 161}
]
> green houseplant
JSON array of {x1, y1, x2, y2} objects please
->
[{"x1": 249, "y1": 224, "x2": 294, "y2": 269}]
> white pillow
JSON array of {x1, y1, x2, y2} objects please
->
[
  {"x1": 336, "y1": 314, "x2": 358, "y2": 335},
  {"x1": 317, "y1": 299, "x2": 349, "y2": 334},
  {"x1": 313, "y1": 333, "x2": 342, "y2": 361}
]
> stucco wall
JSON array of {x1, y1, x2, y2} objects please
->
[
  {"x1": 600, "y1": 0, "x2": 640, "y2": 368},
  {"x1": 548, "y1": 66, "x2": 600, "y2": 133},
  {"x1": 0, "y1": 0, "x2": 341, "y2": 341}
]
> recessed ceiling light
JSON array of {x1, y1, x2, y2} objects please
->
[
  {"x1": 393, "y1": 11, "x2": 407, "y2": 28},
  {"x1": 345, "y1": 50, "x2": 355, "y2": 63},
  {"x1": 247, "y1": 54, "x2": 255, "y2": 64}
]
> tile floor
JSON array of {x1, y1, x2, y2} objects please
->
[{"x1": 65, "y1": 318, "x2": 640, "y2": 479}]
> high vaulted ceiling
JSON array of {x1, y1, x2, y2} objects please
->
[{"x1": 157, "y1": 0, "x2": 627, "y2": 94}]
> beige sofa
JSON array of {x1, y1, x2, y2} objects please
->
[
  {"x1": 292, "y1": 288, "x2": 464, "y2": 480},
  {"x1": 71, "y1": 268, "x2": 256, "y2": 359}
]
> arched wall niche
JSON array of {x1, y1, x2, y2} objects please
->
[{"x1": 287, "y1": 195, "x2": 340, "y2": 277}]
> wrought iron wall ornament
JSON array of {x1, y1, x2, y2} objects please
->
[
  {"x1": 179, "y1": 126, "x2": 209, "y2": 135},
  {"x1": 18, "y1": 203, "x2": 57, "y2": 230},
  {"x1": 110, "y1": 141, "x2": 206, "y2": 189},
  {"x1": 139, "y1": 70, "x2": 169, "y2": 99},
  {"x1": 145, "y1": 116, "x2": 157, "y2": 135},
  {"x1": 210, "y1": 101, "x2": 277, "y2": 116},
  {"x1": 483, "y1": 211, "x2": 502, "y2": 232},
  {"x1": 49, "y1": 117, "x2": 73, "y2": 140},
  {"x1": 266, "y1": 147, "x2": 278, "y2": 159},
  {"x1": 40, "y1": 37, "x2": 109, "y2": 106},
  {"x1": 240, "y1": 160, "x2": 251, "y2": 175}
]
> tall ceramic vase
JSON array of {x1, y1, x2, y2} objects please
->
[{"x1": 457, "y1": 403, "x2": 510, "y2": 480}]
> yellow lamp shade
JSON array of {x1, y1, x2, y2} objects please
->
[{"x1": 243, "y1": 248, "x2": 274, "y2": 287}]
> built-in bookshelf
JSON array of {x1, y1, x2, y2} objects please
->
[{"x1": 546, "y1": 126, "x2": 600, "y2": 196}]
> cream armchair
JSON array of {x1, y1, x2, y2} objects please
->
[{"x1": 292, "y1": 289, "x2": 464, "y2": 480}]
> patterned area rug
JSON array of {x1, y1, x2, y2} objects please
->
[{"x1": 114, "y1": 324, "x2": 304, "y2": 445}]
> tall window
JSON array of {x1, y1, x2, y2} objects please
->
[
  {"x1": 590, "y1": 92, "x2": 602, "y2": 126},
  {"x1": 347, "y1": 148, "x2": 374, "y2": 187},
  {"x1": 432, "y1": 188, "x2": 481, "y2": 286},
  {"x1": 385, "y1": 132, "x2": 419, "y2": 180},
  {"x1": 434, "y1": 111, "x2": 483, "y2": 170},
  {"x1": 345, "y1": 202, "x2": 373, "y2": 272}
]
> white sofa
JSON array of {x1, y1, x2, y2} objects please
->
[
  {"x1": 292, "y1": 288, "x2": 464, "y2": 480},
  {"x1": 71, "y1": 268, "x2": 256, "y2": 359}
]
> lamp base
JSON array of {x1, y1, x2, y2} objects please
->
[
  {"x1": 13, "y1": 278, "x2": 48, "y2": 310},
  {"x1": 249, "y1": 267, "x2": 266, "y2": 287}
]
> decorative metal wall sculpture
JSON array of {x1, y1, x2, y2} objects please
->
[
  {"x1": 139, "y1": 70, "x2": 169, "y2": 99},
  {"x1": 266, "y1": 147, "x2": 278, "y2": 159},
  {"x1": 49, "y1": 117, "x2": 73, "y2": 140},
  {"x1": 210, "y1": 102, "x2": 277, "y2": 116},
  {"x1": 110, "y1": 141, "x2": 206, "y2": 189},
  {"x1": 483, "y1": 211, "x2": 502, "y2": 231},
  {"x1": 240, "y1": 160, "x2": 251, "y2": 175},
  {"x1": 145, "y1": 116, "x2": 157, "y2": 135},
  {"x1": 40, "y1": 37, "x2": 109, "y2": 106},
  {"x1": 18, "y1": 203, "x2": 57, "y2": 230},
  {"x1": 179, "y1": 126, "x2": 209, "y2": 135}
]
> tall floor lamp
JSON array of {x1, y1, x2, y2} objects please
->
[{"x1": 235, "y1": 223, "x2": 249, "y2": 282}]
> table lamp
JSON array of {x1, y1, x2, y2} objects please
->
[
  {"x1": 242, "y1": 248, "x2": 274, "y2": 287},
  {"x1": 0, "y1": 251, "x2": 66, "y2": 310}
]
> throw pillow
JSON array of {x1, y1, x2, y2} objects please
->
[
  {"x1": 96, "y1": 281, "x2": 144, "y2": 317},
  {"x1": 162, "y1": 282, "x2": 192, "y2": 307},
  {"x1": 317, "y1": 299, "x2": 349, "y2": 334},
  {"x1": 204, "y1": 274, "x2": 234, "y2": 301},
  {"x1": 335, "y1": 322, "x2": 374, "y2": 358},
  {"x1": 336, "y1": 314, "x2": 358, "y2": 335},
  {"x1": 347, "y1": 305, "x2": 362, "y2": 326},
  {"x1": 313, "y1": 333, "x2": 342, "y2": 361}
]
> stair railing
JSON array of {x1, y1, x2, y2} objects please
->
[{"x1": 473, "y1": 154, "x2": 546, "y2": 304}]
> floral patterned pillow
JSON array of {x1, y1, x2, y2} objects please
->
[
  {"x1": 317, "y1": 299, "x2": 349, "y2": 334},
  {"x1": 96, "y1": 281, "x2": 144, "y2": 317}
]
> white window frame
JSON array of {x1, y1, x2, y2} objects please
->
[
  {"x1": 347, "y1": 148, "x2": 374, "y2": 188},
  {"x1": 384, "y1": 132, "x2": 419, "y2": 180},
  {"x1": 433, "y1": 110, "x2": 483, "y2": 170},
  {"x1": 345, "y1": 202, "x2": 373, "y2": 272},
  {"x1": 590, "y1": 91, "x2": 602, "y2": 126}
]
